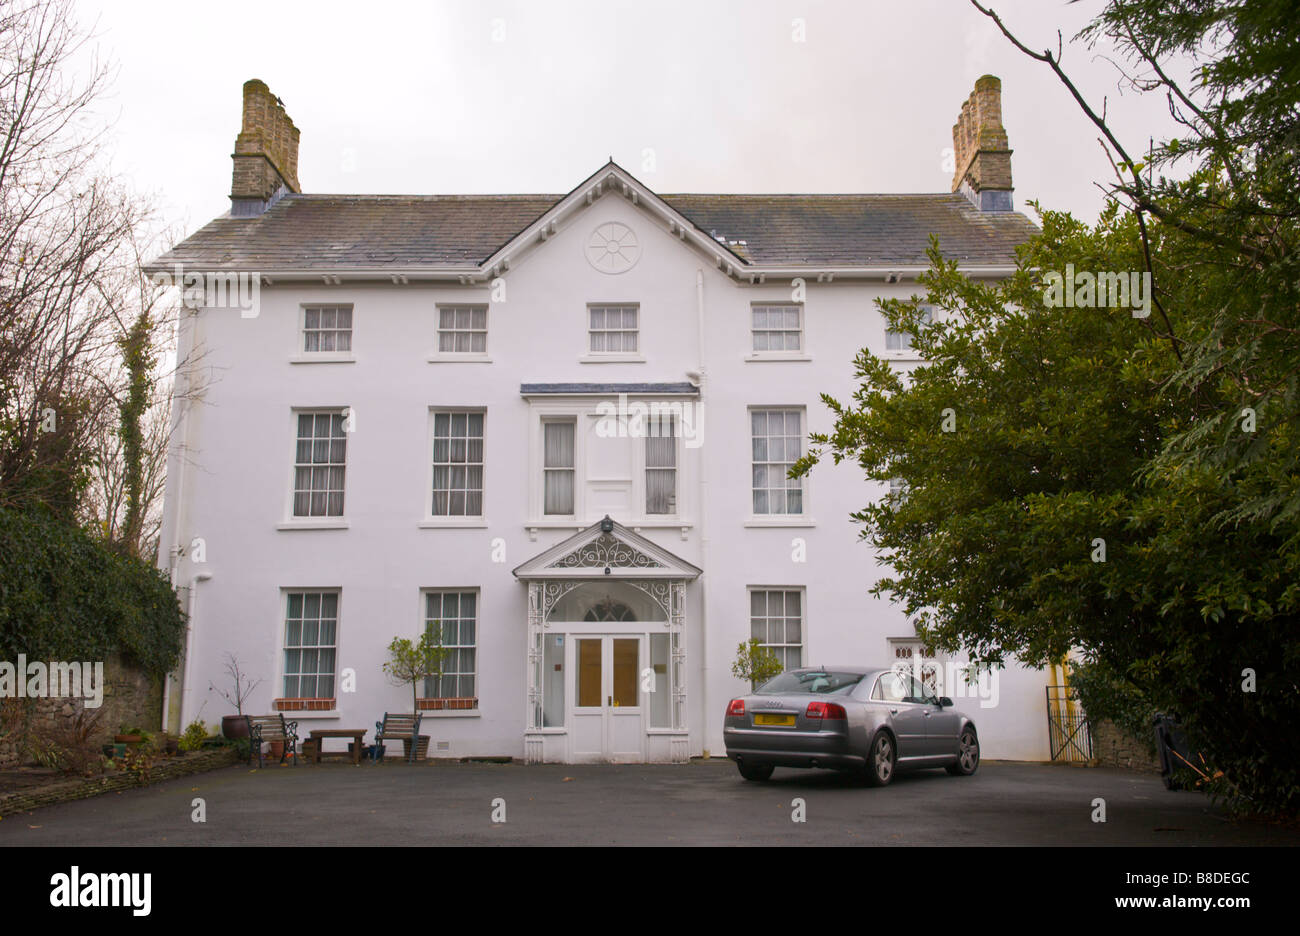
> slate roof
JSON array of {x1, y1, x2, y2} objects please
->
[{"x1": 150, "y1": 190, "x2": 1037, "y2": 273}]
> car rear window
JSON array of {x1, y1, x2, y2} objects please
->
[{"x1": 756, "y1": 671, "x2": 863, "y2": 694}]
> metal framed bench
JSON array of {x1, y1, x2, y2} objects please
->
[
  {"x1": 246, "y1": 714, "x2": 299, "y2": 768},
  {"x1": 373, "y1": 712, "x2": 422, "y2": 763}
]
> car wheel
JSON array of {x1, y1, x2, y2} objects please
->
[
  {"x1": 863, "y1": 731, "x2": 896, "y2": 787},
  {"x1": 738, "y1": 762, "x2": 775, "y2": 782},
  {"x1": 946, "y1": 727, "x2": 979, "y2": 776}
]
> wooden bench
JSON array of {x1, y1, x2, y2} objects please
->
[
  {"x1": 373, "y1": 713, "x2": 422, "y2": 763},
  {"x1": 245, "y1": 714, "x2": 299, "y2": 768}
]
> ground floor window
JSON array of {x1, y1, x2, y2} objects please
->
[
  {"x1": 750, "y1": 588, "x2": 804, "y2": 673},
  {"x1": 282, "y1": 590, "x2": 338, "y2": 703},
  {"x1": 423, "y1": 590, "x2": 477, "y2": 705}
]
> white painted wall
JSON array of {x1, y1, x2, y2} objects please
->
[{"x1": 162, "y1": 190, "x2": 1051, "y2": 762}]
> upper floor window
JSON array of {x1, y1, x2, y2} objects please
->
[
  {"x1": 752, "y1": 303, "x2": 803, "y2": 353},
  {"x1": 645, "y1": 415, "x2": 677, "y2": 515},
  {"x1": 438, "y1": 305, "x2": 488, "y2": 354},
  {"x1": 303, "y1": 305, "x2": 352, "y2": 353},
  {"x1": 543, "y1": 419, "x2": 576, "y2": 515},
  {"x1": 431, "y1": 411, "x2": 484, "y2": 517},
  {"x1": 885, "y1": 306, "x2": 932, "y2": 352},
  {"x1": 293, "y1": 411, "x2": 347, "y2": 517},
  {"x1": 588, "y1": 304, "x2": 638, "y2": 353},
  {"x1": 751, "y1": 408, "x2": 804, "y2": 515}
]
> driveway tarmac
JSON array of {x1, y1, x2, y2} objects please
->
[{"x1": 1, "y1": 759, "x2": 1294, "y2": 846}]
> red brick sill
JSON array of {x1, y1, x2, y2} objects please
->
[
  {"x1": 416, "y1": 698, "x2": 479, "y2": 711},
  {"x1": 273, "y1": 698, "x2": 336, "y2": 712}
]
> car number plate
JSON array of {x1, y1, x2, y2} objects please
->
[{"x1": 754, "y1": 714, "x2": 796, "y2": 726}]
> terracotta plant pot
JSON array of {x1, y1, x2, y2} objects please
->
[
  {"x1": 114, "y1": 734, "x2": 142, "y2": 745},
  {"x1": 267, "y1": 740, "x2": 285, "y2": 760},
  {"x1": 221, "y1": 715, "x2": 250, "y2": 740}
]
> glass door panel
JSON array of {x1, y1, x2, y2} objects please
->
[
  {"x1": 611, "y1": 638, "x2": 639, "y2": 707},
  {"x1": 576, "y1": 637, "x2": 602, "y2": 708}
]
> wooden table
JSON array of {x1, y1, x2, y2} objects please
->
[{"x1": 308, "y1": 728, "x2": 368, "y2": 765}]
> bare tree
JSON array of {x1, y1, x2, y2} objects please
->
[{"x1": 0, "y1": 0, "x2": 202, "y2": 557}]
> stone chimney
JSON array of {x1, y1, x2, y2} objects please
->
[
  {"x1": 230, "y1": 79, "x2": 300, "y2": 216},
  {"x1": 951, "y1": 75, "x2": 1013, "y2": 212}
]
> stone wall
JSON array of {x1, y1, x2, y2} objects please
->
[
  {"x1": 1091, "y1": 718, "x2": 1161, "y2": 773},
  {"x1": 0, "y1": 748, "x2": 239, "y2": 817},
  {"x1": 0, "y1": 654, "x2": 162, "y2": 768}
]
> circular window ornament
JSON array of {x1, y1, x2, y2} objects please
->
[{"x1": 586, "y1": 222, "x2": 641, "y2": 274}]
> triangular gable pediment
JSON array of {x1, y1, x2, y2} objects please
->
[
  {"x1": 513, "y1": 517, "x2": 702, "y2": 580},
  {"x1": 478, "y1": 160, "x2": 750, "y2": 279}
]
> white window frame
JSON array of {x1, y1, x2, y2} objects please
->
[
  {"x1": 292, "y1": 304, "x2": 355, "y2": 364},
  {"x1": 541, "y1": 416, "x2": 578, "y2": 518},
  {"x1": 279, "y1": 588, "x2": 341, "y2": 710},
  {"x1": 432, "y1": 304, "x2": 490, "y2": 360},
  {"x1": 749, "y1": 406, "x2": 807, "y2": 519},
  {"x1": 748, "y1": 302, "x2": 807, "y2": 358},
  {"x1": 288, "y1": 408, "x2": 349, "y2": 522},
  {"x1": 425, "y1": 408, "x2": 486, "y2": 525},
  {"x1": 642, "y1": 413, "x2": 679, "y2": 518},
  {"x1": 583, "y1": 303, "x2": 643, "y2": 362},
  {"x1": 420, "y1": 588, "x2": 480, "y2": 711},
  {"x1": 748, "y1": 586, "x2": 806, "y2": 676},
  {"x1": 885, "y1": 305, "x2": 933, "y2": 355}
]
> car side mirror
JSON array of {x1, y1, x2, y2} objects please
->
[{"x1": 937, "y1": 697, "x2": 953, "y2": 708}]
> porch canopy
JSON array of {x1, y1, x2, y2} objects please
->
[{"x1": 513, "y1": 516, "x2": 701, "y2": 763}]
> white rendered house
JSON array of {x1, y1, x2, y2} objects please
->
[{"x1": 151, "y1": 76, "x2": 1056, "y2": 763}]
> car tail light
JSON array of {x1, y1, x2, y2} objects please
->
[
  {"x1": 727, "y1": 699, "x2": 745, "y2": 717},
  {"x1": 806, "y1": 701, "x2": 846, "y2": 720}
]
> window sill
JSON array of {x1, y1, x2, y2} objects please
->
[
  {"x1": 579, "y1": 354, "x2": 645, "y2": 364},
  {"x1": 744, "y1": 353, "x2": 812, "y2": 362},
  {"x1": 744, "y1": 517, "x2": 816, "y2": 528},
  {"x1": 418, "y1": 709, "x2": 481, "y2": 718},
  {"x1": 418, "y1": 518, "x2": 489, "y2": 529},
  {"x1": 289, "y1": 353, "x2": 356, "y2": 364},
  {"x1": 879, "y1": 351, "x2": 923, "y2": 362},
  {"x1": 277, "y1": 519, "x2": 350, "y2": 531},
  {"x1": 426, "y1": 354, "x2": 493, "y2": 364},
  {"x1": 274, "y1": 699, "x2": 337, "y2": 714},
  {"x1": 285, "y1": 711, "x2": 342, "y2": 721}
]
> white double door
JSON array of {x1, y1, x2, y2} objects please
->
[{"x1": 569, "y1": 634, "x2": 645, "y2": 763}]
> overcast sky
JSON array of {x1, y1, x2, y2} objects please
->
[{"x1": 73, "y1": 0, "x2": 1190, "y2": 242}]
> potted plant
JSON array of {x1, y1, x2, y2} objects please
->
[
  {"x1": 114, "y1": 724, "x2": 147, "y2": 745},
  {"x1": 731, "y1": 638, "x2": 784, "y2": 691},
  {"x1": 383, "y1": 631, "x2": 448, "y2": 760},
  {"x1": 210, "y1": 653, "x2": 262, "y2": 740}
]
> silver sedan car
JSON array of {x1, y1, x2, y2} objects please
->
[{"x1": 723, "y1": 666, "x2": 980, "y2": 785}]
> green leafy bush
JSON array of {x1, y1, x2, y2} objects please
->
[
  {"x1": 0, "y1": 505, "x2": 186, "y2": 675},
  {"x1": 178, "y1": 720, "x2": 207, "y2": 753}
]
